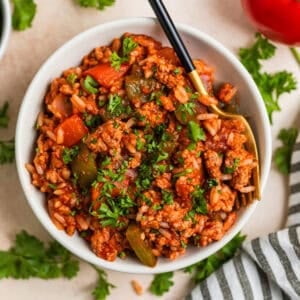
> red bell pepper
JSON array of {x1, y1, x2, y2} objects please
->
[
  {"x1": 241, "y1": 0, "x2": 300, "y2": 45},
  {"x1": 84, "y1": 63, "x2": 130, "y2": 88},
  {"x1": 56, "y1": 114, "x2": 88, "y2": 147}
]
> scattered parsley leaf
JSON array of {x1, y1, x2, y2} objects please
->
[
  {"x1": 274, "y1": 128, "x2": 299, "y2": 174},
  {"x1": 0, "y1": 102, "x2": 9, "y2": 128},
  {"x1": 84, "y1": 113, "x2": 102, "y2": 128},
  {"x1": 162, "y1": 190, "x2": 174, "y2": 205},
  {"x1": 175, "y1": 102, "x2": 195, "y2": 123},
  {"x1": 187, "y1": 121, "x2": 206, "y2": 142},
  {"x1": 92, "y1": 267, "x2": 115, "y2": 300},
  {"x1": 122, "y1": 37, "x2": 138, "y2": 57},
  {"x1": 0, "y1": 139, "x2": 15, "y2": 165},
  {"x1": 290, "y1": 47, "x2": 300, "y2": 67},
  {"x1": 110, "y1": 37, "x2": 137, "y2": 70},
  {"x1": 224, "y1": 158, "x2": 240, "y2": 174},
  {"x1": 12, "y1": 0, "x2": 37, "y2": 31},
  {"x1": 149, "y1": 272, "x2": 174, "y2": 296},
  {"x1": 83, "y1": 75, "x2": 99, "y2": 94},
  {"x1": 207, "y1": 178, "x2": 218, "y2": 188},
  {"x1": 62, "y1": 146, "x2": 79, "y2": 164},
  {"x1": 191, "y1": 186, "x2": 207, "y2": 214},
  {"x1": 76, "y1": 0, "x2": 115, "y2": 10},
  {"x1": 184, "y1": 233, "x2": 246, "y2": 283},
  {"x1": 173, "y1": 68, "x2": 180, "y2": 75},
  {"x1": 0, "y1": 231, "x2": 79, "y2": 279},
  {"x1": 239, "y1": 33, "x2": 297, "y2": 123}
]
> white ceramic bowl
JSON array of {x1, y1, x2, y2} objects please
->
[
  {"x1": 0, "y1": 0, "x2": 11, "y2": 60},
  {"x1": 16, "y1": 17, "x2": 271, "y2": 274}
]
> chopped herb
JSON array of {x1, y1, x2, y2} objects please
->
[
  {"x1": 83, "y1": 75, "x2": 99, "y2": 94},
  {"x1": 180, "y1": 240, "x2": 187, "y2": 249},
  {"x1": 156, "y1": 151, "x2": 168, "y2": 163},
  {"x1": 101, "y1": 156, "x2": 111, "y2": 167},
  {"x1": 274, "y1": 128, "x2": 299, "y2": 174},
  {"x1": 76, "y1": 0, "x2": 115, "y2": 10},
  {"x1": 184, "y1": 233, "x2": 246, "y2": 283},
  {"x1": 176, "y1": 102, "x2": 195, "y2": 123},
  {"x1": 153, "y1": 164, "x2": 167, "y2": 174},
  {"x1": 239, "y1": 33, "x2": 297, "y2": 123},
  {"x1": 152, "y1": 204, "x2": 162, "y2": 211},
  {"x1": 110, "y1": 37, "x2": 138, "y2": 70},
  {"x1": 150, "y1": 272, "x2": 174, "y2": 296},
  {"x1": 0, "y1": 102, "x2": 9, "y2": 128},
  {"x1": 173, "y1": 68, "x2": 180, "y2": 75},
  {"x1": 136, "y1": 136, "x2": 145, "y2": 151},
  {"x1": 0, "y1": 139, "x2": 15, "y2": 165},
  {"x1": 91, "y1": 266, "x2": 115, "y2": 300},
  {"x1": 48, "y1": 183, "x2": 57, "y2": 190},
  {"x1": 62, "y1": 146, "x2": 79, "y2": 164},
  {"x1": 12, "y1": 0, "x2": 37, "y2": 31},
  {"x1": 187, "y1": 142, "x2": 196, "y2": 150},
  {"x1": 66, "y1": 73, "x2": 77, "y2": 86},
  {"x1": 173, "y1": 168, "x2": 193, "y2": 178},
  {"x1": 191, "y1": 186, "x2": 207, "y2": 214},
  {"x1": 224, "y1": 158, "x2": 240, "y2": 174},
  {"x1": 207, "y1": 178, "x2": 218, "y2": 188},
  {"x1": 188, "y1": 121, "x2": 206, "y2": 142},
  {"x1": 162, "y1": 190, "x2": 174, "y2": 205},
  {"x1": 0, "y1": 230, "x2": 79, "y2": 279},
  {"x1": 107, "y1": 94, "x2": 131, "y2": 117},
  {"x1": 84, "y1": 113, "x2": 102, "y2": 128}
]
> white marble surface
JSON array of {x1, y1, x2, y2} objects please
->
[{"x1": 0, "y1": 0, "x2": 299, "y2": 299}]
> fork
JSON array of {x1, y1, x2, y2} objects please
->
[{"x1": 148, "y1": 0, "x2": 260, "y2": 204}]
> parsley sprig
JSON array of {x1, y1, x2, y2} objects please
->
[
  {"x1": 274, "y1": 128, "x2": 299, "y2": 174},
  {"x1": 92, "y1": 266, "x2": 115, "y2": 300},
  {"x1": 110, "y1": 37, "x2": 138, "y2": 70},
  {"x1": 76, "y1": 0, "x2": 116, "y2": 10},
  {"x1": 0, "y1": 231, "x2": 79, "y2": 279},
  {"x1": 239, "y1": 33, "x2": 297, "y2": 123},
  {"x1": 149, "y1": 272, "x2": 174, "y2": 296},
  {"x1": 12, "y1": 0, "x2": 37, "y2": 31}
]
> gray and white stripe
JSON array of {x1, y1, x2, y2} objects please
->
[{"x1": 187, "y1": 136, "x2": 300, "y2": 299}]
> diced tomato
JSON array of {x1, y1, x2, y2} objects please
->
[
  {"x1": 84, "y1": 63, "x2": 130, "y2": 88},
  {"x1": 56, "y1": 114, "x2": 88, "y2": 147}
]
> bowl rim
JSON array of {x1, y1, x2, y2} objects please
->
[
  {"x1": 0, "y1": 0, "x2": 11, "y2": 60},
  {"x1": 16, "y1": 17, "x2": 272, "y2": 274}
]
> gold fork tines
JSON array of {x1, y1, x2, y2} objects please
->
[{"x1": 188, "y1": 70, "x2": 260, "y2": 205}]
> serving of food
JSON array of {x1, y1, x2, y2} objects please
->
[{"x1": 25, "y1": 32, "x2": 258, "y2": 267}]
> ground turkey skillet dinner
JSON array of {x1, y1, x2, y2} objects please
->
[{"x1": 26, "y1": 33, "x2": 257, "y2": 267}]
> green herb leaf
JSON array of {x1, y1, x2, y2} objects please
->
[
  {"x1": 239, "y1": 33, "x2": 297, "y2": 123},
  {"x1": 92, "y1": 267, "x2": 115, "y2": 300},
  {"x1": 75, "y1": 0, "x2": 115, "y2": 10},
  {"x1": 274, "y1": 128, "x2": 299, "y2": 174},
  {"x1": 0, "y1": 102, "x2": 9, "y2": 128},
  {"x1": 0, "y1": 231, "x2": 79, "y2": 279},
  {"x1": 207, "y1": 178, "x2": 218, "y2": 188},
  {"x1": 187, "y1": 121, "x2": 206, "y2": 142},
  {"x1": 184, "y1": 232, "x2": 246, "y2": 283},
  {"x1": 224, "y1": 158, "x2": 240, "y2": 174},
  {"x1": 122, "y1": 37, "x2": 138, "y2": 57},
  {"x1": 0, "y1": 139, "x2": 15, "y2": 165},
  {"x1": 162, "y1": 190, "x2": 174, "y2": 205},
  {"x1": 150, "y1": 272, "x2": 174, "y2": 296},
  {"x1": 62, "y1": 146, "x2": 79, "y2": 164},
  {"x1": 12, "y1": 0, "x2": 37, "y2": 31},
  {"x1": 83, "y1": 75, "x2": 99, "y2": 94},
  {"x1": 109, "y1": 37, "x2": 137, "y2": 70},
  {"x1": 191, "y1": 186, "x2": 207, "y2": 214}
]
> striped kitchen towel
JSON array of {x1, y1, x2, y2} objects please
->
[{"x1": 187, "y1": 137, "x2": 300, "y2": 300}]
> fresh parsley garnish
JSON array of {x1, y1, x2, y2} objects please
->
[
  {"x1": 12, "y1": 0, "x2": 37, "y2": 31},
  {"x1": 0, "y1": 102, "x2": 9, "y2": 128},
  {"x1": 274, "y1": 127, "x2": 299, "y2": 174},
  {"x1": 184, "y1": 233, "x2": 246, "y2": 283},
  {"x1": 187, "y1": 121, "x2": 206, "y2": 142},
  {"x1": 161, "y1": 190, "x2": 174, "y2": 204},
  {"x1": 75, "y1": 0, "x2": 115, "y2": 10},
  {"x1": 191, "y1": 186, "x2": 207, "y2": 214},
  {"x1": 91, "y1": 266, "x2": 115, "y2": 300},
  {"x1": 62, "y1": 146, "x2": 79, "y2": 164},
  {"x1": 84, "y1": 113, "x2": 102, "y2": 128},
  {"x1": 207, "y1": 178, "x2": 218, "y2": 188},
  {"x1": 0, "y1": 139, "x2": 15, "y2": 165},
  {"x1": 107, "y1": 94, "x2": 124, "y2": 116},
  {"x1": 83, "y1": 75, "x2": 99, "y2": 94},
  {"x1": 239, "y1": 33, "x2": 297, "y2": 123},
  {"x1": 0, "y1": 230, "x2": 79, "y2": 279},
  {"x1": 149, "y1": 272, "x2": 174, "y2": 296},
  {"x1": 175, "y1": 102, "x2": 195, "y2": 123},
  {"x1": 224, "y1": 158, "x2": 240, "y2": 174},
  {"x1": 109, "y1": 37, "x2": 138, "y2": 70}
]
